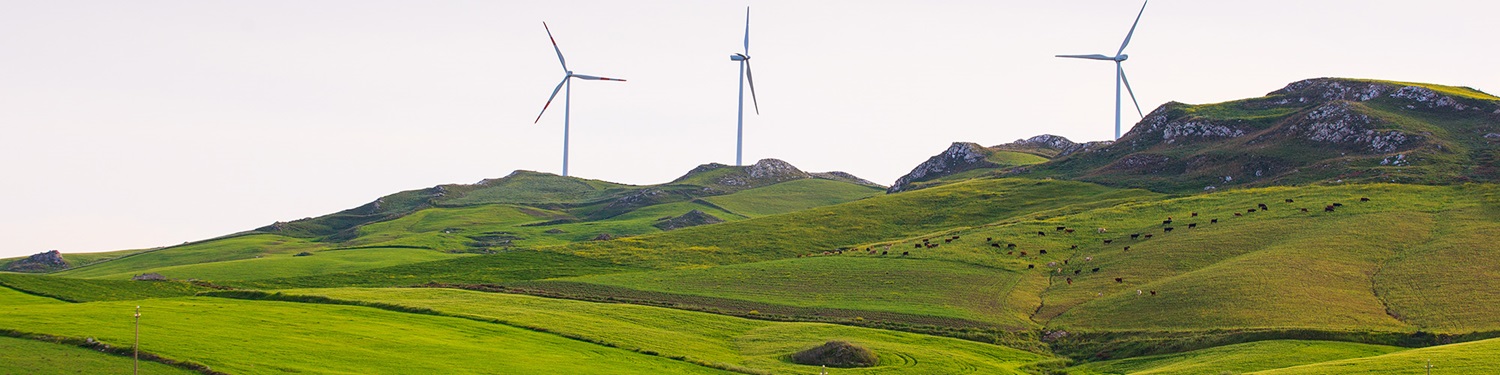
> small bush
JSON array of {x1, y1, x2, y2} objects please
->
[{"x1": 790, "y1": 341, "x2": 878, "y2": 368}]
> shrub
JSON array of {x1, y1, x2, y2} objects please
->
[{"x1": 790, "y1": 340, "x2": 878, "y2": 368}]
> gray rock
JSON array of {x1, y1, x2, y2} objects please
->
[
  {"x1": 3, "y1": 250, "x2": 70, "y2": 272},
  {"x1": 887, "y1": 142, "x2": 993, "y2": 193}
]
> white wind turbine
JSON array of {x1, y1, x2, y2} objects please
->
[
  {"x1": 729, "y1": 6, "x2": 760, "y2": 166},
  {"x1": 533, "y1": 22, "x2": 625, "y2": 177},
  {"x1": 1056, "y1": 0, "x2": 1149, "y2": 140}
]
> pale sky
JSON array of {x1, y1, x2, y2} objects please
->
[{"x1": 2, "y1": 0, "x2": 1496, "y2": 257}]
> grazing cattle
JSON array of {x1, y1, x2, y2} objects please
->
[
  {"x1": 1038, "y1": 231, "x2": 1047, "y2": 236},
  {"x1": 1115, "y1": 278, "x2": 1123, "y2": 283},
  {"x1": 822, "y1": 251, "x2": 831, "y2": 255},
  {"x1": 1020, "y1": 251, "x2": 1028, "y2": 256},
  {"x1": 1360, "y1": 197, "x2": 1370, "y2": 202},
  {"x1": 927, "y1": 243, "x2": 938, "y2": 248},
  {"x1": 1248, "y1": 209, "x2": 1257, "y2": 213},
  {"x1": 1074, "y1": 269, "x2": 1081, "y2": 275},
  {"x1": 944, "y1": 239, "x2": 952, "y2": 243},
  {"x1": 1163, "y1": 219, "x2": 1173, "y2": 225},
  {"x1": 1211, "y1": 218, "x2": 1219, "y2": 223},
  {"x1": 1150, "y1": 290, "x2": 1157, "y2": 296},
  {"x1": 1091, "y1": 267, "x2": 1100, "y2": 272},
  {"x1": 1325, "y1": 205, "x2": 1336, "y2": 212},
  {"x1": 1008, "y1": 243, "x2": 1017, "y2": 248},
  {"x1": 915, "y1": 243, "x2": 922, "y2": 249},
  {"x1": 1027, "y1": 264, "x2": 1035, "y2": 269},
  {"x1": 1234, "y1": 212, "x2": 1243, "y2": 217},
  {"x1": 1333, "y1": 202, "x2": 1344, "y2": 207},
  {"x1": 952, "y1": 236, "x2": 960, "y2": 240},
  {"x1": 1064, "y1": 259, "x2": 1069, "y2": 265},
  {"x1": 1301, "y1": 208, "x2": 1309, "y2": 212},
  {"x1": 1164, "y1": 227, "x2": 1175, "y2": 232},
  {"x1": 1007, "y1": 251, "x2": 1014, "y2": 255},
  {"x1": 1191, "y1": 212, "x2": 1199, "y2": 217},
  {"x1": 1066, "y1": 229, "x2": 1075, "y2": 233},
  {"x1": 1137, "y1": 290, "x2": 1143, "y2": 295},
  {"x1": 1124, "y1": 246, "x2": 1131, "y2": 251},
  {"x1": 881, "y1": 250, "x2": 887, "y2": 255},
  {"x1": 1131, "y1": 233, "x2": 1141, "y2": 239},
  {"x1": 986, "y1": 237, "x2": 993, "y2": 242},
  {"x1": 902, "y1": 251, "x2": 909, "y2": 256},
  {"x1": 1097, "y1": 228, "x2": 1108, "y2": 233},
  {"x1": 1066, "y1": 277, "x2": 1073, "y2": 285},
  {"x1": 1085, "y1": 256, "x2": 1093, "y2": 261},
  {"x1": 1071, "y1": 245, "x2": 1079, "y2": 249},
  {"x1": 1188, "y1": 223, "x2": 1197, "y2": 229},
  {"x1": 1286, "y1": 198, "x2": 1295, "y2": 203},
  {"x1": 1039, "y1": 249, "x2": 1049, "y2": 254},
  {"x1": 1104, "y1": 239, "x2": 1114, "y2": 244},
  {"x1": 922, "y1": 239, "x2": 929, "y2": 243},
  {"x1": 1258, "y1": 203, "x2": 1269, "y2": 210},
  {"x1": 1047, "y1": 261, "x2": 1058, "y2": 267},
  {"x1": 992, "y1": 243, "x2": 1002, "y2": 248},
  {"x1": 1144, "y1": 234, "x2": 1153, "y2": 239},
  {"x1": 1057, "y1": 226, "x2": 1067, "y2": 231}
]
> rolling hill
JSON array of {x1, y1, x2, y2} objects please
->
[{"x1": 3, "y1": 77, "x2": 1498, "y2": 374}]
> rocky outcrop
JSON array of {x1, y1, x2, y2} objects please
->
[
  {"x1": 3, "y1": 250, "x2": 70, "y2": 273},
  {"x1": 810, "y1": 171, "x2": 885, "y2": 188},
  {"x1": 652, "y1": 209, "x2": 726, "y2": 231},
  {"x1": 1281, "y1": 102, "x2": 1418, "y2": 153},
  {"x1": 887, "y1": 142, "x2": 994, "y2": 193},
  {"x1": 131, "y1": 272, "x2": 168, "y2": 281},
  {"x1": 743, "y1": 158, "x2": 810, "y2": 182}
]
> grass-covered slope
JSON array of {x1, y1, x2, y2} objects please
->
[
  {"x1": 1252, "y1": 336, "x2": 1500, "y2": 374},
  {"x1": 272, "y1": 287, "x2": 1049, "y2": 374},
  {"x1": 0, "y1": 273, "x2": 207, "y2": 302},
  {"x1": 0, "y1": 336, "x2": 201, "y2": 375},
  {"x1": 0, "y1": 297, "x2": 730, "y2": 375},
  {"x1": 1066, "y1": 340, "x2": 1405, "y2": 375}
]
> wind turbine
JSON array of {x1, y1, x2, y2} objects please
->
[
  {"x1": 729, "y1": 6, "x2": 759, "y2": 166},
  {"x1": 1056, "y1": 0, "x2": 1148, "y2": 140},
  {"x1": 533, "y1": 22, "x2": 625, "y2": 177}
]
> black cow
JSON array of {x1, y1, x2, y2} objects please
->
[
  {"x1": 1027, "y1": 264, "x2": 1035, "y2": 269},
  {"x1": 1333, "y1": 202, "x2": 1344, "y2": 207},
  {"x1": 1191, "y1": 212, "x2": 1199, "y2": 217},
  {"x1": 1360, "y1": 197, "x2": 1370, "y2": 202},
  {"x1": 986, "y1": 237, "x2": 993, "y2": 242},
  {"x1": 1163, "y1": 219, "x2": 1173, "y2": 225},
  {"x1": 915, "y1": 243, "x2": 922, "y2": 249},
  {"x1": 902, "y1": 251, "x2": 909, "y2": 256},
  {"x1": 1074, "y1": 269, "x2": 1081, "y2": 275},
  {"x1": 1038, "y1": 231, "x2": 1047, "y2": 236},
  {"x1": 1008, "y1": 243, "x2": 1017, "y2": 248},
  {"x1": 1144, "y1": 234, "x2": 1154, "y2": 239},
  {"x1": 1114, "y1": 277, "x2": 1123, "y2": 283},
  {"x1": 1258, "y1": 203, "x2": 1269, "y2": 210},
  {"x1": 1188, "y1": 223, "x2": 1197, "y2": 229},
  {"x1": 1039, "y1": 249, "x2": 1049, "y2": 254},
  {"x1": 1286, "y1": 198, "x2": 1295, "y2": 203},
  {"x1": 1248, "y1": 209, "x2": 1257, "y2": 213},
  {"x1": 1164, "y1": 227, "x2": 1175, "y2": 232},
  {"x1": 1124, "y1": 246, "x2": 1131, "y2": 251},
  {"x1": 1091, "y1": 267, "x2": 1100, "y2": 272},
  {"x1": 1325, "y1": 205, "x2": 1336, "y2": 212},
  {"x1": 1070, "y1": 245, "x2": 1079, "y2": 249},
  {"x1": 1056, "y1": 226, "x2": 1067, "y2": 231},
  {"x1": 1211, "y1": 218, "x2": 1218, "y2": 223},
  {"x1": 1104, "y1": 239, "x2": 1114, "y2": 244}
]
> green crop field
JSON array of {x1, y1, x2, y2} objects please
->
[
  {"x1": 271, "y1": 287, "x2": 1049, "y2": 374},
  {"x1": 1067, "y1": 340, "x2": 1405, "y2": 374}
]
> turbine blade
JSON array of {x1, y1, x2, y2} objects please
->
[
  {"x1": 1119, "y1": 64, "x2": 1144, "y2": 117},
  {"x1": 534, "y1": 76, "x2": 569, "y2": 123},
  {"x1": 743, "y1": 6, "x2": 751, "y2": 55},
  {"x1": 744, "y1": 60, "x2": 760, "y2": 115},
  {"x1": 1056, "y1": 54, "x2": 1114, "y2": 60},
  {"x1": 572, "y1": 74, "x2": 626, "y2": 82},
  {"x1": 1117, "y1": 0, "x2": 1148, "y2": 56},
  {"x1": 543, "y1": 22, "x2": 568, "y2": 72}
]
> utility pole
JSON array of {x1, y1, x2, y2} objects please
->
[
  {"x1": 134, "y1": 305, "x2": 141, "y2": 375},
  {"x1": 1427, "y1": 358, "x2": 1435, "y2": 375}
]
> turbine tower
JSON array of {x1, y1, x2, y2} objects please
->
[
  {"x1": 1056, "y1": 0, "x2": 1148, "y2": 140},
  {"x1": 729, "y1": 6, "x2": 760, "y2": 166},
  {"x1": 533, "y1": 22, "x2": 625, "y2": 177}
]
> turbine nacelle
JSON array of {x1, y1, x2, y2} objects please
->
[
  {"x1": 730, "y1": 54, "x2": 749, "y2": 61},
  {"x1": 1116, "y1": 54, "x2": 1129, "y2": 62}
]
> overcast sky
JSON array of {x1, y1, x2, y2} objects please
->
[{"x1": 2, "y1": 0, "x2": 1496, "y2": 257}]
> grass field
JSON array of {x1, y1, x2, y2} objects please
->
[
  {"x1": 555, "y1": 256, "x2": 1033, "y2": 328},
  {"x1": 0, "y1": 297, "x2": 730, "y2": 375},
  {"x1": 701, "y1": 178, "x2": 883, "y2": 217},
  {"x1": 0, "y1": 273, "x2": 206, "y2": 302},
  {"x1": 55, "y1": 234, "x2": 327, "y2": 279},
  {"x1": 230, "y1": 249, "x2": 643, "y2": 289},
  {"x1": 58, "y1": 247, "x2": 469, "y2": 281},
  {"x1": 272, "y1": 287, "x2": 1049, "y2": 374},
  {"x1": 1252, "y1": 337, "x2": 1500, "y2": 374},
  {"x1": 0, "y1": 335, "x2": 201, "y2": 375},
  {"x1": 1066, "y1": 340, "x2": 1405, "y2": 374}
]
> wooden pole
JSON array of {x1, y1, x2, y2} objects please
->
[{"x1": 134, "y1": 306, "x2": 140, "y2": 375}]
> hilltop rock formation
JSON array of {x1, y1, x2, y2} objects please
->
[
  {"x1": 3, "y1": 250, "x2": 70, "y2": 273},
  {"x1": 653, "y1": 209, "x2": 726, "y2": 231},
  {"x1": 887, "y1": 142, "x2": 995, "y2": 193}
]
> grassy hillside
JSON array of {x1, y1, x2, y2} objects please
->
[
  {"x1": 1253, "y1": 337, "x2": 1500, "y2": 374},
  {"x1": 0, "y1": 297, "x2": 729, "y2": 375},
  {"x1": 1067, "y1": 340, "x2": 1405, "y2": 375},
  {"x1": 701, "y1": 178, "x2": 883, "y2": 217},
  {"x1": 230, "y1": 250, "x2": 643, "y2": 289},
  {"x1": 0, "y1": 336, "x2": 200, "y2": 375},
  {"x1": 0, "y1": 273, "x2": 207, "y2": 302},
  {"x1": 55, "y1": 234, "x2": 326, "y2": 279},
  {"x1": 271, "y1": 287, "x2": 1049, "y2": 374}
]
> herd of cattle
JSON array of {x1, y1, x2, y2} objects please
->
[{"x1": 801, "y1": 195, "x2": 1373, "y2": 297}]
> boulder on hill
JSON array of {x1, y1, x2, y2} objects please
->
[
  {"x1": 131, "y1": 273, "x2": 168, "y2": 281},
  {"x1": 653, "y1": 210, "x2": 726, "y2": 231},
  {"x1": 3, "y1": 250, "x2": 70, "y2": 273},
  {"x1": 790, "y1": 341, "x2": 879, "y2": 368},
  {"x1": 591, "y1": 233, "x2": 616, "y2": 241}
]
